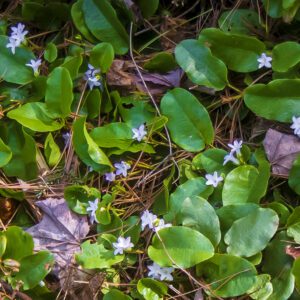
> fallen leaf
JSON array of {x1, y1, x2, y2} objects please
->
[
  {"x1": 286, "y1": 245, "x2": 300, "y2": 259},
  {"x1": 263, "y1": 129, "x2": 300, "y2": 176},
  {"x1": 26, "y1": 198, "x2": 89, "y2": 279}
]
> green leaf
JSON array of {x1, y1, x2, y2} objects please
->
[
  {"x1": 272, "y1": 42, "x2": 300, "y2": 72},
  {"x1": 165, "y1": 177, "x2": 213, "y2": 222},
  {"x1": 82, "y1": 0, "x2": 129, "y2": 55},
  {"x1": 7, "y1": 102, "x2": 64, "y2": 132},
  {"x1": 0, "y1": 137, "x2": 12, "y2": 167},
  {"x1": 73, "y1": 117, "x2": 112, "y2": 172},
  {"x1": 1, "y1": 123, "x2": 37, "y2": 180},
  {"x1": 224, "y1": 208, "x2": 279, "y2": 257},
  {"x1": 90, "y1": 42, "x2": 114, "y2": 73},
  {"x1": 136, "y1": 0, "x2": 159, "y2": 18},
  {"x1": 85, "y1": 89, "x2": 101, "y2": 119},
  {"x1": 76, "y1": 240, "x2": 124, "y2": 269},
  {"x1": 244, "y1": 79, "x2": 300, "y2": 122},
  {"x1": 45, "y1": 67, "x2": 73, "y2": 118},
  {"x1": 3, "y1": 226, "x2": 34, "y2": 261},
  {"x1": 61, "y1": 55, "x2": 83, "y2": 79},
  {"x1": 15, "y1": 251, "x2": 54, "y2": 290},
  {"x1": 197, "y1": 254, "x2": 257, "y2": 297},
  {"x1": 144, "y1": 52, "x2": 177, "y2": 73},
  {"x1": 0, "y1": 234, "x2": 7, "y2": 258},
  {"x1": 175, "y1": 39, "x2": 228, "y2": 90},
  {"x1": 286, "y1": 207, "x2": 300, "y2": 243},
  {"x1": 222, "y1": 165, "x2": 267, "y2": 206},
  {"x1": 103, "y1": 289, "x2": 132, "y2": 300},
  {"x1": 160, "y1": 88, "x2": 214, "y2": 152},
  {"x1": 44, "y1": 133, "x2": 61, "y2": 167},
  {"x1": 44, "y1": 43, "x2": 57, "y2": 63},
  {"x1": 288, "y1": 154, "x2": 300, "y2": 195},
  {"x1": 0, "y1": 35, "x2": 34, "y2": 84},
  {"x1": 247, "y1": 274, "x2": 273, "y2": 300},
  {"x1": 218, "y1": 9, "x2": 261, "y2": 34},
  {"x1": 137, "y1": 278, "x2": 167, "y2": 300},
  {"x1": 148, "y1": 226, "x2": 214, "y2": 268},
  {"x1": 64, "y1": 185, "x2": 101, "y2": 214},
  {"x1": 198, "y1": 28, "x2": 265, "y2": 72},
  {"x1": 292, "y1": 257, "x2": 300, "y2": 289},
  {"x1": 166, "y1": 196, "x2": 221, "y2": 247},
  {"x1": 71, "y1": 0, "x2": 97, "y2": 43}
]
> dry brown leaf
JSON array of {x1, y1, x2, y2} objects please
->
[
  {"x1": 26, "y1": 198, "x2": 89, "y2": 279},
  {"x1": 263, "y1": 128, "x2": 300, "y2": 176}
]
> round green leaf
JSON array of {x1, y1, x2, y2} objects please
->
[
  {"x1": 224, "y1": 208, "x2": 279, "y2": 257},
  {"x1": 44, "y1": 133, "x2": 61, "y2": 167},
  {"x1": 160, "y1": 88, "x2": 214, "y2": 152},
  {"x1": 148, "y1": 226, "x2": 214, "y2": 268},
  {"x1": 272, "y1": 41, "x2": 300, "y2": 72},
  {"x1": 104, "y1": 289, "x2": 132, "y2": 300},
  {"x1": 0, "y1": 234, "x2": 7, "y2": 258},
  {"x1": 82, "y1": 0, "x2": 129, "y2": 55},
  {"x1": 3, "y1": 226, "x2": 34, "y2": 261},
  {"x1": 198, "y1": 28, "x2": 265, "y2": 72},
  {"x1": 15, "y1": 251, "x2": 54, "y2": 290},
  {"x1": 136, "y1": 0, "x2": 159, "y2": 18},
  {"x1": 90, "y1": 42, "x2": 114, "y2": 73},
  {"x1": 44, "y1": 43, "x2": 57, "y2": 63},
  {"x1": 197, "y1": 254, "x2": 257, "y2": 297},
  {"x1": 244, "y1": 79, "x2": 300, "y2": 122},
  {"x1": 0, "y1": 35, "x2": 34, "y2": 84},
  {"x1": 175, "y1": 39, "x2": 228, "y2": 90},
  {"x1": 0, "y1": 137, "x2": 12, "y2": 167},
  {"x1": 137, "y1": 278, "x2": 167, "y2": 300},
  {"x1": 144, "y1": 52, "x2": 177, "y2": 73},
  {"x1": 288, "y1": 154, "x2": 300, "y2": 195}
]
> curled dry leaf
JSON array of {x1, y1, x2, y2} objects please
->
[
  {"x1": 26, "y1": 198, "x2": 89, "y2": 279},
  {"x1": 263, "y1": 128, "x2": 300, "y2": 176}
]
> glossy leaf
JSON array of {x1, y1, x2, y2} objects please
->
[
  {"x1": 15, "y1": 251, "x2": 54, "y2": 290},
  {"x1": 175, "y1": 39, "x2": 228, "y2": 90},
  {"x1": 160, "y1": 88, "x2": 214, "y2": 152},
  {"x1": 76, "y1": 240, "x2": 124, "y2": 269},
  {"x1": 136, "y1": 0, "x2": 159, "y2": 18},
  {"x1": 197, "y1": 254, "x2": 257, "y2": 297},
  {"x1": 144, "y1": 52, "x2": 177, "y2": 73},
  {"x1": 137, "y1": 278, "x2": 167, "y2": 300},
  {"x1": 272, "y1": 41, "x2": 300, "y2": 72},
  {"x1": 72, "y1": 117, "x2": 112, "y2": 172},
  {"x1": 45, "y1": 67, "x2": 73, "y2": 118},
  {"x1": 224, "y1": 208, "x2": 279, "y2": 257},
  {"x1": 198, "y1": 28, "x2": 265, "y2": 72},
  {"x1": 103, "y1": 289, "x2": 132, "y2": 300},
  {"x1": 90, "y1": 42, "x2": 114, "y2": 73},
  {"x1": 60, "y1": 55, "x2": 83, "y2": 79},
  {"x1": 244, "y1": 79, "x2": 300, "y2": 122},
  {"x1": 288, "y1": 154, "x2": 300, "y2": 195},
  {"x1": 44, "y1": 133, "x2": 61, "y2": 167},
  {"x1": 0, "y1": 35, "x2": 34, "y2": 84},
  {"x1": 148, "y1": 226, "x2": 214, "y2": 268},
  {"x1": 0, "y1": 137, "x2": 12, "y2": 167},
  {"x1": 44, "y1": 43, "x2": 57, "y2": 63},
  {"x1": 82, "y1": 0, "x2": 129, "y2": 55}
]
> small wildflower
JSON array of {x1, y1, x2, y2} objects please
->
[
  {"x1": 26, "y1": 58, "x2": 42, "y2": 75},
  {"x1": 257, "y1": 53, "x2": 272, "y2": 69},
  {"x1": 223, "y1": 152, "x2": 240, "y2": 166},
  {"x1": 114, "y1": 161, "x2": 131, "y2": 177},
  {"x1": 141, "y1": 210, "x2": 157, "y2": 230},
  {"x1": 105, "y1": 172, "x2": 116, "y2": 182},
  {"x1": 148, "y1": 262, "x2": 174, "y2": 281},
  {"x1": 6, "y1": 23, "x2": 28, "y2": 54},
  {"x1": 62, "y1": 132, "x2": 71, "y2": 146},
  {"x1": 6, "y1": 37, "x2": 18, "y2": 54},
  {"x1": 205, "y1": 171, "x2": 223, "y2": 188},
  {"x1": 228, "y1": 140, "x2": 243, "y2": 156},
  {"x1": 113, "y1": 236, "x2": 134, "y2": 255},
  {"x1": 132, "y1": 124, "x2": 147, "y2": 142},
  {"x1": 291, "y1": 116, "x2": 300, "y2": 137},
  {"x1": 86, "y1": 199, "x2": 99, "y2": 224},
  {"x1": 84, "y1": 64, "x2": 102, "y2": 90},
  {"x1": 154, "y1": 219, "x2": 172, "y2": 232}
]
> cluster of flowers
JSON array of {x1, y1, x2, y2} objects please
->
[{"x1": 141, "y1": 210, "x2": 172, "y2": 232}]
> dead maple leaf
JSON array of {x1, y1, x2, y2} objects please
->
[
  {"x1": 26, "y1": 198, "x2": 89, "y2": 280},
  {"x1": 263, "y1": 128, "x2": 300, "y2": 177}
]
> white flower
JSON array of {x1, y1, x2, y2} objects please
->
[
  {"x1": 148, "y1": 262, "x2": 174, "y2": 281},
  {"x1": 291, "y1": 116, "x2": 300, "y2": 137},
  {"x1": 11, "y1": 23, "x2": 28, "y2": 43},
  {"x1": 205, "y1": 171, "x2": 223, "y2": 188},
  {"x1": 105, "y1": 172, "x2": 116, "y2": 182},
  {"x1": 26, "y1": 58, "x2": 42, "y2": 75},
  {"x1": 6, "y1": 37, "x2": 18, "y2": 54},
  {"x1": 141, "y1": 210, "x2": 157, "y2": 230},
  {"x1": 84, "y1": 64, "x2": 102, "y2": 90},
  {"x1": 154, "y1": 219, "x2": 172, "y2": 232},
  {"x1": 114, "y1": 161, "x2": 131, "y2": 177},
  {"x1": 228, "y1": 140, "x2": 243, "y2": 156},
  {"x1": 113, "y1": 236, "x2": 134, "y2": 255},
  {"x1": 223, "y1": 152, "x2": 240, "y2": 166},
  {"x1": 62, "y1": 132, "x2": 71, "y2": 146},
  {"x1": 257, "y1": 53, "x2": 272, "y2": 69},
  {"x1": 132, "y1": 124, "x2": 147, "y2": 142},
  {"x1": 86, "y1": 199, "x2": 99, "y2": 224}
]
